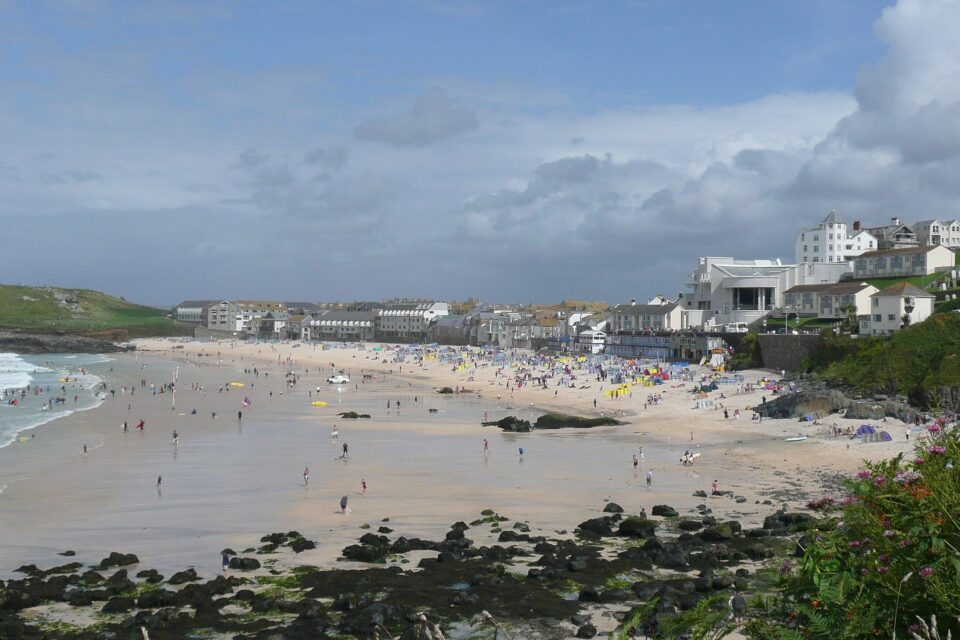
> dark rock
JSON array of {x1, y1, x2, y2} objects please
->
[
  {"x1": 578, "y1": 585, "x2": 601, "y2": 602},
  {"x1": 711, "y1": 575, "x2": 734, "y2": 590},
  {"x1": 602, "y1": 502, "x2": 623, "y2": 513},
  {"x1": 101, "y1": 596, "x2": 135, "y2": 613},
  {"x1": 227, "y1": 557, "x2": 260, "y2": 571},
  {"x1": 98, "y1": 552, "x2": 139, "y2": 570},
  {"x1": 490, "y1": 416, "x2": 532, "y2": 432},
  {"x1": 135, "y1": 569, "x2": 163, "y2": 583},
  {"x1": 58, "y1": 550, "x2": 76, "y2": 557},
  {"x1": 168, "y1": 568, "x2": 199, "y2": 585},
  {"x1": 699, "y1": 524, "x2": 735, "y2": 542},
  {"x1": 576, "y1": 623, "x2": 598, "y2": 638},
  {"x1": 289, "y1": 537, "x2": 317, "y2": 553},
  {"x1": 677, "y1": 519, "x2": 704, "y2": 531},
  {"x1": 378, "y1": 526, "x2": 394, "y2": 534},
  {"x1": 534, "y1": 413, "x2": 624, "y2": 429},
  {"x1": 693, "y1": 490, "x2": 708, "y2": 498},
  {"x1": 651, "y1": 505, "x2": 678, "y2": 517},
  {"x1": 577, "y1": 517, "x2": 614, "y2": 537},
  {"x1": 137, "y1": 589, "x2": 178, "y2": 609},
  {"x1": 618, "y1": 517, "x2": 657, "y2": 538}
]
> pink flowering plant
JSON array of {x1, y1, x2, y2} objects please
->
[{"x1": 769, "y1": 425, "x2": 960, "y2": 638}]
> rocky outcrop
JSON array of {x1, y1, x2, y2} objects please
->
[
  {"x1": 755, "y1": 377, "x2": 918, "y2": 423},
  {"x1": 487, "y1": 414, "x2": 625, "y2": 432},
  {"x1": 0, "y1": 331, "x2": 131, "y2": 354}
]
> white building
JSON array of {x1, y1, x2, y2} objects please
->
[
  {"x1": 302, "y1": 311, "x2": 376, "y2": 342},
  {"x1": 375, "y1": 302, "x2": 449, "y2": 342},
  {"x1": 783, "y1": 282, "x2": 878, "y2": 320},
  {"x1": 795, "y1": 211, "x2": 877, "y2": 264},
  {"x1": 610, "y1": 300, "x2": 687, "y2": 332},
  {"x1": 862, "y1": 218, "x2": 918, "y2": 250},
  {"x1": 851, "y1": 245, "x2": 955, "y2": 279},
  {"x1": 174, "y1": 300, "x2": 216, "y2": 323},
  {"x1": 684, "y1": 257, "x2": 848, "y2": 329},
  {"x1": 576, "y1": 329, "x2": 606, "y2": 354},
  {"x1": 912, "y1": 219, "x2": 960, "y2": 248},
  {"x1": 206, "y1": 300, "x2": 287, "y2": 333},
  {"x1": 861, "y1": 283, "x2": 935, "y2": 336}
]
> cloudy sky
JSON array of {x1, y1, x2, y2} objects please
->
[{"x1": 3, "y1": 0, "x2": 959, "y2": 306}]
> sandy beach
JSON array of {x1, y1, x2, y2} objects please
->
[{"x1": 0, "y1": 339, "x2": 917, "y2": 580}]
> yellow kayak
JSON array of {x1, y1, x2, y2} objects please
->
[{"x1": 311, "y1": 401, "x2": 328, "y2": 407}]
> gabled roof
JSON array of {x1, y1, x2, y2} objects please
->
[
  {"x1": 855, "y1": 245, "x2": 942, "y2": 258},
  {"x1": 871, "y1": 282, "x2": 935, "y2": 298},
  {"x1": 822, "y1": 210, "x2": 844, "y2": 226},
  {"x1": 176, "y1": 299, "x2": 218, "y2": 308}
]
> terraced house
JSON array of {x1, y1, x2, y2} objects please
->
[
  {"x1": 851, "y1": 245, "x2": 955, "y2": 279},
  {"x1": 783, "y1": 282, "x2": 878, "y2": 320}
]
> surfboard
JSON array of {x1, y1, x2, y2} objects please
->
[
  {"x1": 785, "y1": 436, "x2": 808, "y2": 442},
  {"x1": 311, "y1": 401, "x2": 328, "y2": 407}
]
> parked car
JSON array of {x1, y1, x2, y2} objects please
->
[{"x1": 327, "y1": 374, "x2": 350, "y2": 384}]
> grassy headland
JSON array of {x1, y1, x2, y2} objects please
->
[
  {"x1": 805, "y1": 313, "x2": 960, "y2": 409},
  {"x1": 0, "y1": 284, "x2": 188, "y2": 339}
]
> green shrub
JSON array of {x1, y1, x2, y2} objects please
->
[{"x1": 773, "y1": 424, "x2": 960, "y2": 637}]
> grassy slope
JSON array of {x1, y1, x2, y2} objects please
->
[
  {"x1": 0, "y1": 285, "x2": 186, "y2": 337},
  {"x1": 810, "y1": 313, "x2": 960, "y2": 406}
]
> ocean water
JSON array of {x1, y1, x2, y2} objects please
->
[{"x1": 0, "y1": 353, "x2": 110, "y2": 449}]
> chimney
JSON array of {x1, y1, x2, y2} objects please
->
[
  {"x1": 891, "y1": 217, "x2": 900, "y2": 226},
  {"x1": 853, "y1": 220, "x2": 861, "y2": 231},
  {"x1": 630, "y1": 299, "x2": 636, "y2": 306}
]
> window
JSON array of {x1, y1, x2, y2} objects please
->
[
  {"x1": 888, "y1": 314, "x2": 896, "y2": 321},
  {"x1": 813, "y1": 235, "x2": 819, "y2": 241},
  {"x1": 874, "y1": 314, "x2": 882, "y2": 322},
  {"x1": 803, "y1": 245, "x2": 808, "y2": 252},
  {"x1": 869, "y1": 241, "x2": 874, "y2": 247},
  {"x1": 813, "y1": 257, "x2": 819, "y2": 263},
  {"x1": 813, "y1": 246, "x2": 819, "y2": 252},
  {"x1": 829, "y1": 233, "x2": 833, "y2": 240},
  {"x1": 829, "y1": 245, "x2": 833, "y2": 251}
]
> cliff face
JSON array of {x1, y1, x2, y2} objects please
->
[{"x1": 0, "y1": 331, "x2": 131, "y2": 354}]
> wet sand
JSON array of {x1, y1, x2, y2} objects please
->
[{"x1": 0, "y1": 339, "x2": 916, "y2": 578}]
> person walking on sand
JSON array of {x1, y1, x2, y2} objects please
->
[
  {"x1": 633, "y1": 454, "x2": 638, "y2": 469},
  {"x1": 342, "y1": 442, "x2": 349, "y2": 459},
  {"x1": 237, "y1": 410, "x2": 242, "y2": 423},
  {"x1": 361, "y1": 478, "x2": 367, "y2": 494},
  {"x1": 646, "y1": 470, "x2": 653, "y2": 488},
  {"x1": 156, "y1": 475, "x2": 162, "y2": 488},
  {"x1": 712, "y1": 479, "x2": 718, "y2": 494},
  {"x1": 483, "y1": 438, "x2": 489, "y2": 454},
  {"x1": 340, "y1": 495, "x2": 350, "y2": 514},
  {"x1": 303, "y1": 467, "x2": 310, "y2": 486}
]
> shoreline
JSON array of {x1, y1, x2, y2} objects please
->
[{"x1": 1, "y1": 338, "x2": 916, "y2": 579}]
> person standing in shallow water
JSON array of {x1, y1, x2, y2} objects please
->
[
  {"x1": 303, "y1": 467, "x2": 310, "y2": 486},
  {"x1": 646, "y1": 470, "x2": 653, "y2": 488}
]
